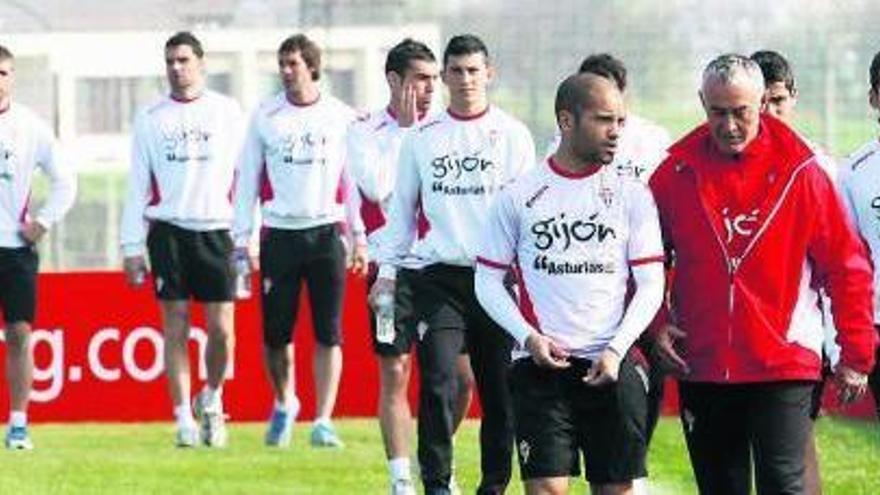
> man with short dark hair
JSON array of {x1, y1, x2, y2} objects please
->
[
  {"x1": 0, "y1": 44, "x2": 76, "y2": 450},
  {"x1": 475, "y1": 72, "x2": 665, "y2": 495},
  {"x1": 372, "y1": 34, "x2": 535, "y2": 494},
  {"x1": 545, "y1": 54, "x2": 670, "y2": 182},
  {"x1": 750, "y1": 48, "x2": 838, "y2": 495},
  {"x1": 348, "y1": 38, "x2": 474, "y2": 495},
  {"x1": 121, "y1": 31, "x2": 241, "y2": 448},
  {"x1": 838, "y1": 49, "x2": 880, "y2": 424},
  {"x1": 234, "y1": 33, "x2": 368, "y2": 450},
  {"x1": 651, "y1": 53, "x2": 876, "y2": 494}
]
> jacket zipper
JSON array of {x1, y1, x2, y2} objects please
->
[{"x1": 688, "y1": 159, "x2": 810, "y2": 381}]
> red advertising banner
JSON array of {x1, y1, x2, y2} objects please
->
[{"x1": 0, "y1": 272, "x2": 873, "y2": 422}]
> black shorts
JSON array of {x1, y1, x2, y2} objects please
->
[
  {"x1": 146, "y1": 221, "x2": 234, "y2": 302},
  {"x1": 0, "y1": 247, "x2": 38, "y2": 324},
  {"x1": 260, "y1": 224, "x2": 346, "y2": 348},
  {"x1": 510, "y1": 357, "x2": 649, "y2": 484},
  {"x1": 367, "y1": 264, "x2": 419, "y2": 357}
]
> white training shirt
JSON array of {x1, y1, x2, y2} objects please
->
[
  {"x1": 377, "y1": 106, "x2": 536, "y2": 278},
  {"x1": 839, "y1": 139, "x2": 880, "y2": 324},
  {"x1": 346, "y1": 107, "x2": 410, "y2": 255},
  {"x1": 233, "y1": 92, "x2": 364, "y2": 247},
  {"x1": 0, "y1": 103, "x2": 76, "y2": 247},
  {"x1": 544, "y1": 114, "x2": 671, "y2": 183},
  {"x1": 120, "y1": 90, "x2": 243, "y2": 257},
  {"x1": 475, "y1": 158, "x2": 665, "y2": 360}
]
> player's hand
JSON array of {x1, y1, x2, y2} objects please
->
[
  {"x1": 833, "y1": 364, "x2": 868, "y2": 405},
  {"x1": 397, "y1": 84, "x2": 418, "y2": 128},
  {"x1": 583, "y1": 348, "x2": 622, "y2": 386},
  {"x1": 655, "y1": 323, "x2": 690, "y2": 376},
  {"x1": 234, "y1": 246, "x2": 258, "y2": 272},
  {"x1": 369, "y1": 276, "x2": 395, "y2": 312},
  {"x1": 524, "y1": 331, "x2": 570, "y2": 369},
  {"x1": 349, "y1": 244, "x2": 369, "y2": 277},
  {"x1": 20, "y1": 221, "x2": 47, "y2": 244},
  {"x1": 123, "y1": 255, "x2": 148, "y2": 287}
]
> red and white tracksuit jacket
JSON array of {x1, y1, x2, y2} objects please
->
[{"x1": 649, "y1": 115, "x2": 876, "y2": 383}]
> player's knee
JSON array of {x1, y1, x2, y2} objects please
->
[
  {"x1": 591, "y1": 482, "x2": 632, "y2": 495},
  {"x1": 380, "y1": 356, "x2": 410, "y2": 391},
  {"x1": 525, "y1": 478, "x2": 567, "y2": 495},
  {"x1": 4, "y1": 323, "x2": 31, "y2": 354}
]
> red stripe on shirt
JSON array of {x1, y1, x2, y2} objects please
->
[
  {"x1": 359, "y1": 190, "x2": 386, "y2": 236},
  {"x1": 147, "y1": 171, "x2": 161, "y2": 206},
  {"x1": 18, "y1": 191, "x2": 30, "y2": 223},
  {"x1": 416, "y1": 194, "x2": 430, "y2": 239},
  {"x1": 513, "y1": 260, "x2": 541, "y2": 330},
  {"x1": 629, "y1": 255, "x2": 665, "y2": 267},
  {"x1": 259, "y1": 160, "x2": 274, "y2": 203},
  {"x1": 476, "y1": 256, "x2": 509, "y2": 270}
]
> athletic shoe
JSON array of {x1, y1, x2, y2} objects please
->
[
  {"x1": 390, "y1": 479, "x2": 417, "y2": 495},
  {"x1": 193, "y1": 390, "x2": 228, "y2": 448},
  {"x1": 309, "y1": 421, "x2": 344, "y2": 448},
  {"x1": 175, "y1": 424, "x2": 200, "y2": 448},
  {"x1": 4, "y1": 426, "x2": 33, "y2": 450},
  {"x1": 265, "y1": 407, "x2": 294, "y2": 447}
]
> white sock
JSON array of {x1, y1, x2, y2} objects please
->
[
  {"x1": 632, "y1": 477, "x2": 649, "y2": 495},
  {"x1": 201, "y1": 385, "x2": 222, "y2": 408},
  {"x1": 388, "y1": 457, "x2": 411, "y2": 481},
  {"x1": 275, "y1": 395, "x2": 300, "y2": 412},
  {"x1": 173, "y1": 404, "x2": 195, "y2": 429},
  {"x1": 9, "y1": 411, "x2": 26, "y2": 428}
]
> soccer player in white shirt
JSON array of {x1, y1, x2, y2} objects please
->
[
  {"x1": 371, "y1": 34, "x2": 535, "y2": 495},
  {"x1": 544, "y1": 54, "x2": 671, "y2": 184},
  {"x1": 0, "y1": 44, "x2": 76, "y2": 450},
  {"x1": 348, "y1": 39, "x2": 474, "y2": 495},
  {"x1": 233, "y1": 33, "x2": 368, "y2": 450},
  {"x1": 475, "y1": 73, "x2": 665, "y2": 495},
  {"x1": 838, "y1": 49, "x2": 880, "y2": 423},
  {"x1": 120, "y1": 32, "x2": 242, "y2": 448}
]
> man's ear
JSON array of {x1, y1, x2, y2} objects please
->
[
  {"x1": 869, "y1": 88, "x2": 879, "y2": 111},
  {"x1": 386, "y1": 71, "x2": 402, "y2": 91},
  {"x1": 557, "y1": 110, "x2": 575, "y2": 133}
]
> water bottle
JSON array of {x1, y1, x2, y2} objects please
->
[
  {"x1": 234, "y1": 252, "x2": 252, "y2": 300},
  {"x1": 133, "y1": 266, "x2": 147, "y2": 287},
  {"x1": 374, "y1": 292, "x2": 395, "y2": 344}
]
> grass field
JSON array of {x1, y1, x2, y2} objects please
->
[{"x1": 3, "y1": 417, "x2": 877, "y2": 494}]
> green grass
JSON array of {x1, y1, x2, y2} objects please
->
[{"x1": 2, "y1": 418, "x2": 877, "y2": 494}]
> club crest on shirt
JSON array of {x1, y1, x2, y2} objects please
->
[
  {"x1": 0, "y1": 143, "x2": 15, "y2": 180},
  {"x1": 721, "y1": 207, "x2": 760, "y2": 244}
]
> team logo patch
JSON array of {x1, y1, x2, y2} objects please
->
[
  {"x1": 417, "y1": 321, "x2": 429, "y2": 341},
  {"x1": 518, "y1": 440, "x2": 531, "y2": 465},
  {"x1": 155, "y1": 276, "x2": 164, "y2": 294},
  {"x1": 263, "y1": 278, "x2": 273, "y2": 294}
]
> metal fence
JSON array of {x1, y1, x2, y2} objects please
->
[{"x1": 7, "y1": 0, "x2": 880, "y2": 270}]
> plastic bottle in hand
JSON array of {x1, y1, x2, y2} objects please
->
[
  {"x1": 234, "y1": 251, "x2": 252, "y2": 300},
  {"x1": 374, "y1": 292, "x2": 395, "y2": 344}
]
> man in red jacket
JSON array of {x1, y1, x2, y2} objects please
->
[{"x1": 650, "y1": 53, "x2": 876, "y2": 495}]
